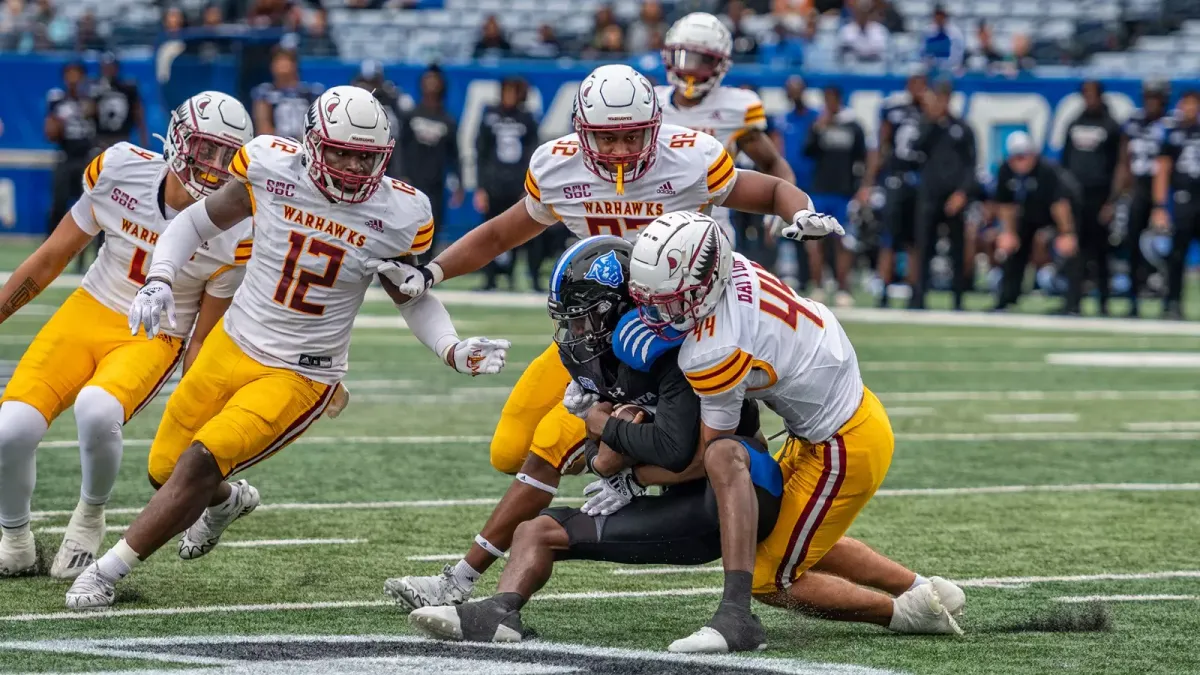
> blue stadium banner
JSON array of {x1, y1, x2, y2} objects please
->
[{"x1": 1, "y1": 54, "x2": 1197, "y2": 239}]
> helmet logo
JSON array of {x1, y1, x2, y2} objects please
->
[
  {"x1": 666, "y1": 253, "x2": 680, "y2": 272},
  {"x1": 326, "y1": 97, "x2": 340, "y2": 116},
  {"x1": 584, "y1": 250, "x2": 625, "y2": 289},
  {"x1": 195, "y1": 98, "x2": 210, "y2": 117}
]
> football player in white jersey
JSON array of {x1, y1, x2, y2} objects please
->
[
  {"x1": 628, "y1": 212, "x2": 964, "y2": 653},
  {"x1": 383, "y1": 64, "x2": 840, "y2": 610},
  {"x1": 64, "y1": 85, "x2": 511, "y2": 609},
  {"x1": 657, "y1": 12, "x2": 795, "y2": 241},
  {"x1": 0, "y1": 92, "x2": 253, "y2": 580}
]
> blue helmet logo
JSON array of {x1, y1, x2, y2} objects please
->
[{"x1": 584, "y1": 250, "x2": 625, "y2": 289}]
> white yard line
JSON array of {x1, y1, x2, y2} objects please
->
[
  {"x1": 0, "y1": 600, "x2": 393, "y2": 622},
  {"x1": 404, "y1": 553, "x2": 466, "y2": 562},
  {"x1": 1046, "y1": 351, "x2": 1200, "y2": 368},
  {"x1": 983, "y1": 413, "x2": 1080, "y2": 424},
  {"x1": 220, "y1": 538, "x2": 366, "y2": 548},
  {"x1": 881, "y1": 389, "x2": 1200, "y2": 402},
  {"x1": 38, "y1": 524, "x2": 128, "y2": 535},
  {"x1": 1056, "y1": 594, "x2": 1200, "y2": 603},
  {"x1": 864, "y1": 361, "x2": 1046, "y2": 371},
  {"x1": 30, "y1": 483, "x2": 1198, "y2": 520},
  {"x1": 1124, "y1": 421, "x2": 1200, "y2": 432}
]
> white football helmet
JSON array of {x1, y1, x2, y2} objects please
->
[
  {"x1": 629, "y1": 211, "x2": 732, "y2": 336},
  {"x1": 574, "y1": 64, "x2": 661, "y2": 193},
  {"x1": 163, "y1": 91, "x2": 253, "y2": 200},
  {"x1": 304, "y1": 84, "x2": 394, "y2": 204},
  {"x1": 663, "y1": 12, "x2": 733, "y2": 100}
]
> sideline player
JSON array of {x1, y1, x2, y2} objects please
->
[
  {"x1": 381, "y1": 64, "x2": 842, "y2": 602},
  {"x1": 65, "y1": 86, "x2": 511, "y2": 609},
  {"x1": 0, "y1": 92, "x2": 253, "y2": 579},
  {"x1": 656, "y1": 12, "x2": 795, "y2": 242},
  {"x1": 629, "y1": 211, "x2": 963, "y2": 652}
]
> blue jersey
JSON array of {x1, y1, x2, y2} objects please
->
[{"x1": 773, "y1": 107, "x2": 819, "y2": 193}]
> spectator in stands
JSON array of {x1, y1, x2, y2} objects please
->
[
  {"x1": 921, "y1": 5, "x2": 964, "y2": 72},
  {"x1": 0, "y1": 0, "x2": 32, "y2": 52},
  {"x1": 968, "y1": 20, "x2": 1003, "y2": 72},
  {"x1": 803, "y1": 86, "x2": 868, "y2": 306},
  {"x1": 1003, "y1": 33, "x2": 1037, "y2": 77},
  {"x1": 351, "y1": 59, "x2": 411, "y2": 175},
  {"x1": 248, "y1": 0, "x2": 292, "y2": 28},
  {"x1": 588, "y1": 4, "x2": 624, "y2": 53},
  {"x1": 759, "y1": 19, "x2": 808, "y2": 67},
  {"x1": 912, "y1": 79, "x2": 976, "y2": 311},
  {"x1": 301, "y1": 7, "x2": 337, "y2": 57},
  {"x1": 252, "y1": 48, "x2": 323, "y2": 141},
  {"x1": 526, "y1": 23, "x2": 562, "y2": 59},
  {"x1": 93, "y1": 53, "x2": 147, "y2": 149},
  {"x1": 32, "y1": 0, "x2": 72, "y2": 51},
  {"x1": 993, "y1": 131, "x2": 1079, "y2": 312},
  {"x1": 161, "y1": 6, "x2": 186, "y2": 40},
  {"x1": 75, "y1": 11, "x2": 107, "y2": 52},
  {"x1": 586, "y1": 23, "x2": 626, "y2": 59},
  {"x1": 873, "y1": 0, "x2": 904, "y2": 34},
  {"x1": 1061, "y1": 79, "x2": 1120, "y2": 316},
  {"x1": 400, "y1": 65, "x2": 464, "y2": 257},
  {"x1": 45, "y1": 61, "x2": 96, "y2": 247},
  {"x1": 477, "y1": 77, "x2": 542, "y2": 291},
  {"x1": 721, "y1": 0, "x2": 760, "y2": 62},
  {"x1": 474, "y1": 15, "x2": 512, "y2": 59},
  {"x1": 202, "y1": 4, "x2": 225, "y2": 28},
  {"x1": 837, "y1": 2, "x2": 888, "y2": 63},
  {"x1": 627, "y1": 0, "x2": 668, "y2": 53}
]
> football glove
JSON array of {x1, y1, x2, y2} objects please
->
[
  {"x1": 564, "y1": 380, "x2": 600, "y2": 419},
  {"x1": 581, "y1": 469, "x2": 645, "y2": 516},
  {"x1": 326, "y1": 383, "x2": 350, "y2": 419},
  {"x1": 445, "y1": 337, "x2": 511, "y2": 375},
  {"x1": 128, "y1": 279, "x2": 177, "y2": 338},
  {"x1": 776, "y1": 209, "x2": 845, "y2": 242},
  {"x1": 371, "y1": 259, "x2": 435, "y2": 300}
]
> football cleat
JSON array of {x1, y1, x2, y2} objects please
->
[
  {"x1": 889, "y1": 580, "x2": 964, "y2": 635},
  {"x1": 179, "y1": 480, "x2": 260, "y2": 560},
  {"x1": 409, "y1": 599, "x2": 524, "y2": 643},
  {"x1": 668, "y1": 609, "x2": 767, "y2": 654},
  {"x1": 50, "y1": 510, "x2": 106, "y2": 580},
  {"x1": 64, "y1": 562, "x2": 117, "y2": 610},
  {"x1": 0, "y1": 530, "x2": 37, "y2": 578},
  {"x1": 385, "y1": 564, "x2": 474, "y2": 610}
]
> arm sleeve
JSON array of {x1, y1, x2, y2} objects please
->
[
  {"x1": 684, "y1": 348, "x2": 753, "y2": 431},
  {"x1": 204, "y1": 265, "x2": 246, "y2": 298},
  {"x1": 146, "y1": 199, "x2": 226, "y2": 284},
  {"x1": 397, "y1": 292, "x2": 460, "y2": 360},
  {"x1": 600, "y1": 359, "x2": 700, "y2": 473}
]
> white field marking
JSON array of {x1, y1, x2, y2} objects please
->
[
  {"x1": 880, "y1": 406, "x2": 935, "y2": 417},
  {"x1": 983, "y1": 413, "x2": 1080, "y2": 424},
  {"x1": 881, "y1": 389, "x2": 1200, "y2": 402},
  {"x1": 39, "y1": 524, "x2": 128, "y2": 535},
  {"x1": 900, "y1": 431, "x2": 1200, "y2": 441},
  {"x1": 863, "y1": 361, "x2": 1045, "y2": 371},
  {"x1": 221, "y1": 538, "x2": 366, "y2": 549},
  {"x1": 1046, "y1": 351, "x2": 1200, "y2": 368},
  {"x1": 1124, "y1": 421, "x2": 1200, "y2": 431},
  {"x1": 1056, "y1": 594, "x2": 1200, "y2": 603},
  {"x1": 353, "y1": 315, "x2": 407, "y2": 329},
  {"x1": 38, "y1": 435, "x2": 494, "y2": 450},
  {"x1": 609, "y1": 569, "x2": 1200, "y2": 589},
  {"x1": 28, "y1": 483, "x2": 1198, "y2": 521},
  {"x1": 404, "y1": 553, "x2": 467, "y2": 562}
]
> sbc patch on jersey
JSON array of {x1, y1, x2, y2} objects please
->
[{"x1": 584, "y1": 250, "x2": 625, "y2": 288}]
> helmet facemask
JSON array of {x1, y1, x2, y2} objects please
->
[
  {"x1": 166, "y1": 113, "x2": 242, "y2": 200},
  {"x1": 630, "y1": 278, "x2": 714, "y2": 340},
  {"x1": 663, "y1": 46, "x2": 729, "y2": 99},
  {"x1": 550, "y1": 293, "x2": 627, "y2": 364},
  {"x1": 575, "y1": 115, "x2": 660, "y2": 195},
  {"x1": 305, "y1": 130, "x2": 392, "y2": 204}
]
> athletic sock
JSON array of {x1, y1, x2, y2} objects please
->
[
  {"x1": 1, "y1": 523, "x2": 31, "y2": 542},
  {"x1": 718, "y1": 570, "x2": 754, "y2": 614},
  {"x1": 95, "y1": 538, "x2": 141, "y2": 580},
  {"x1": 209, "y1": 482, "x2": 240, "y2": 515},
  {"x1": 451, "y1": 559, "x2": 481, "y2": 586},
  {"x1": 909, "y1": 574, "x2": 929, "y2": 591},
  {"x1": 493, "y1": 591, "x2": 527, "y2": 612},
  {"x1": 72, "y1": 500, "x2": 105, "y2": 524}
]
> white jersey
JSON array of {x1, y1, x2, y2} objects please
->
[
  {"x1": 679, "y1": 254, "x2": 863, "y2": 442},
  {"x1": 223, "y1": 134, "x2": 435, "y2": 384},
  {"x1": 657, "y1": 86, "x2": 768, "y2": 235},
  {"x1": 523, "y1": 123, "x2": 738, "y2": 242},
  {"x1": 71, "y1": 142, "x2": 251, "y2": 338}
]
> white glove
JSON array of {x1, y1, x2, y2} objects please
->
[
  {"x1": 128, "y1": 279, "x2": 177, "y2": 338},
  {"x1": 446, "y1": 337, "x2": 511, "y2": 375},
  {"x1": 776, "y1": 209, "x2": 845, "y2": 242},
  {"x1": 326, "y1": 383, "x2": 350, "y2": 419},
  {"x1": 563, "y1": 380, "x2": 600, "y2": 419},
  {"x1": 581, "y1": 469, "x2": 645, "y2": 516},
  {"x1": 371, "y1": 259, "x2": 434, "y2": 300}
]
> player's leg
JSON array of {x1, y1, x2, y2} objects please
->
[
  {"x1": 811, "y1": 536, "x2": 924, "y2": 596},
  {"x1": 488, "y1": 344, "x2": 572, "y2": 475},
  {"x1": 51, "y1": 334, "x2": 183, "y2": 579},
  {"x1": 388, "y1": 403, "x2": 586, "y2": 609},
  {"x1": 0, "y1": 289, "x2": 107, "y2": 575}
]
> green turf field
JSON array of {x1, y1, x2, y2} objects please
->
[{"x1": 2, "y1": 285, "x2": 1200, "y2": 675}]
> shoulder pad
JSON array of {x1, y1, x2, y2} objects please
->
[{"x1": 612, "y1": 310, "x2": 682, "y2": 372}]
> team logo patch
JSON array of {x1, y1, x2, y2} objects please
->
[
  {"x1": 578, "y1": 376, "x2": 599, "y2": 392},
  {"x1": 365, "y1": 218, "x2": 384, "y2": 233},
  {"x1": 584, "y1": 251, "x2": 624, "y2": 288}
]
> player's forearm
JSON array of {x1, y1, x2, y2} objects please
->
[
  {"x1": 998, "y1": 205, "x2": 1018, "y2": 236},
  {"x1": 1051, "y1": 200, "x2": 1074, "y2": 236},
  {"x1": 396, "y1": 292, "x2": 459, "y2": 361}
]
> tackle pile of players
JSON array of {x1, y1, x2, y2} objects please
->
[{"x1": 0, "y1": 12, "x2": 964, "y2": 653}]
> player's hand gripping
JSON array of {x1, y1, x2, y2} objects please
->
[
  {"x1": 128, "y1": 279, "x2": 177, "y2": 338},
  {"x1": 775, "y1": 208, "x2": 845, "y2": 242},
  {"x1": 372, "y1": 259, "x2": 435, "y2": 300},
  {"x1": 446, "y1": 337, "x2": 511, "y2": 375},
  {"x1": 582, "y1": 468, "x2": 645, "y2": 516},
  {"x1": 564, "y1": 380, "x2": 600, "y2": 419}
]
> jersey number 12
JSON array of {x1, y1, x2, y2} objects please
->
[{"x1": 274, "y1": 231, "x2": 346, "y2": 316}]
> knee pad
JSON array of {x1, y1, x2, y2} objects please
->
[
  {"x1": 73, "y1": 386, "x2": 124, "y2": 441},
  {"x1": 490, "y1": 417, "x2": 534, "y2": 475},
  {"x1": 0, "y1": 401, "x2": 49, "y2": 451}
]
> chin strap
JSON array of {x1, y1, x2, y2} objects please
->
[{"x1": 616, "y1": 162, "x2": 625, "y2": 196}]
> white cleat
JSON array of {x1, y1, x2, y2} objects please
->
[
  {"x1": 179, "y1": 480, "x2": 260, "y2": 560},
  {"x1": 931, "y1": 576, "x2": 966, "y2": 617},
  {"x1": 889, "y1": 581, "x2": 964, "y2": 635},
  {"x1": 385, "y1": 565, "x2": 474, "y2": 610},
  {"x1": 669, "y1": 627, "x2": 740, "y2": 654},
  {"x1": 64, "y1": 563, "x2": 117, "y2": 610},
  {"x1": 50, "y1": 510, "x2": 106, "y2": 580},
  {"x1": 0, "y1": 530, "x2": 37, "y2": 578}
]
